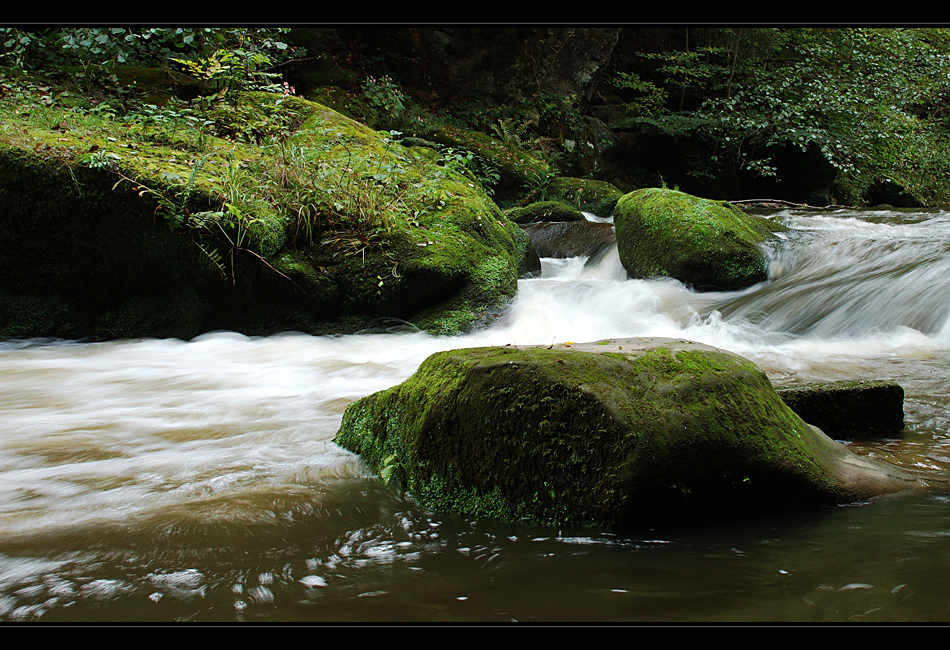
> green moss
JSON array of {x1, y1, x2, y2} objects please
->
[
  {"x1": 0, "y1": 79, "x2": 525, "y2": 339},
  {"x1": 423, "y1": 123, "x2": 554, "y2": 203},
  {"x1": 301, "y1": 85, "x2": 364, "y2": 119},
  {"x1": 542, "y1": 177, "x2": 625, "y2": 218},
  {"x1": 504, "y1": 200, "x2": 585, "y2": 224},
  {"x1": 414, "y1": 474, "x2": 518, "y2": 522},
  {"x1": 614, "y1": 187, "x2": 788, "y2": 291}
]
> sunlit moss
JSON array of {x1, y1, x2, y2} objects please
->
[{"x1": 614, "y1": 187, "x2": 788, "y2": 291}]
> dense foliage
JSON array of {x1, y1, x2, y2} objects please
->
[
  {"x1": 1, "y1": 27, "x2": 299, "y2": 72},
  {"x1": 608, "y1": 27, "x2": 950, "y2": 205}
]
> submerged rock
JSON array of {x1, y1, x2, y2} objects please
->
[
  {"x1": 334, "y1": 337, "x2": 923, "y2": 529},
  {"x1": 777, "y1": 380, "x2": 905, "y2": 439},
  {"x1": 614, "y1": 188, "x2": 787, "y2": 291}
]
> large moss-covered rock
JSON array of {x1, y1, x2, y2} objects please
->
[
  {"x1": 334, "y1": 337, "x2": 923, "y2": 529},
  {"x1": 420, "y1": 123, "x2": 554, "y2": 206},
  {"x1": 614, "y1": 188, "x2": 787, "y2": 291},
  {"x1": 0, "y1": 146, "x2": 217, "y2": 340},
  {"x1": 0, "y1": 91, "x2": 524, "y2": 339}
]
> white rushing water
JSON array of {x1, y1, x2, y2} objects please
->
[{"x1": 1, "y1": 207, "x2": 950, "y2": 568}]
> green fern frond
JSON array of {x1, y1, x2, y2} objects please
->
[{"x1": 195, "y1": 240, "x2": 228, "y2": 280}]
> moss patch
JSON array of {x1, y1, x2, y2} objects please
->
[
  {"x1": 423, "y1": 123, "x2": 553, "y2": 205},
  {"x1": 504, "y1": 200, "x2": 585, "y2": 225},
  {"x1": 539, "y1": 176, "x2": 625, "y2": 219},
  {"x1": 614, "y1": 187, "x2": 788, "y2": 291}
]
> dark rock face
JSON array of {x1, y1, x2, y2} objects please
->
[
  {"x1": 413, "y1": 27, "x2": 621, "y2": 115},
  {"x1": 739, "y1": 144, "x2": 840, "y2": 206},
  {"x1": 521, "y1": 220, "x2": 616, "y2": 260},
  {"x1": 335, "y1": 337, "x2": 924, "y2": 530},
  {"x1": 863, "y1": 179, "x2": 926, "y2": 209},
  {"x1": 294, "y1": 27, "x2": 621, "y2": 118},
  {"x1": 777, "y1": 380, "x2": 905, "y2": 440}
]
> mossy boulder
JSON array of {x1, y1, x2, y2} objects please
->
[
  {"x1": 536, "y1": 176, "x2": 625, "y2": 219},
  {"x1": 504, "y1": 200, "x2": 585, "y2": 225},
  {"x1": 0, "y1": 146, "x2": 216, "y2": 340},
  {"x1": 0, "y1": 88, "x2": 525, "y2": 339},
  {"x1": 422, "y1": 123, "x2": 553, "y2": 205},
  {"x1": 334, "y1": 337, "x2": 923, "y2": 529},
  {"x1": 614, "y1": 187, "x2": 787, "y2": 291}
]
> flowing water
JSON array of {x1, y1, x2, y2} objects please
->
[{"x1": 3, "y1": 207, "x2": 950, "y2": 623}]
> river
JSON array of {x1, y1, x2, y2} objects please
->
[{"x1": 2, "y1": 207, "x2": 950, "y2": 623}]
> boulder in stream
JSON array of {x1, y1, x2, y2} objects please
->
[
  {"x1": 334, "y1": 337, "x2": 924, "y2": 529},
  {"x1": 777, "y1": 380, "x2": 905, "y2": 440},
  {"x1": 614, "y1": 188, "x2": 787, "y2": 291},
  {"x1": 520, "y1": 220, "x2": 616, "y2": 260},
  {"x1": 505, "y1": 200, "x2": 586, "y2": 225}
]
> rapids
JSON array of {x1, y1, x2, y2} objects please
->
[{"x1": 2, "y1": 207, "x2": 950, "y2": 623}]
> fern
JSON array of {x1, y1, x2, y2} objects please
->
[
  {"x1": 194, "y1": 239, "x2": 228, "y2": 280},
  {"x1": 491, "y1": 117, "x2": 530, "y2": 147}
]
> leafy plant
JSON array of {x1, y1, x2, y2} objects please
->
[
  {"x1": 85, "y1": 148, "x2": 120, "y2": 171},
  {"x1": 607, "y1": 27, "x2": 950, "y2": 203},
  {"x1": 112, "y1": 154, "x2": 241, "y2": 281},
  {"x1": 171, "y1": 47, "x2": 280, "y2": 100},
  {"x1": 1, "y1": 27, "x2": 301, "y2": 72},
  {"x1": 361, "y1": 74, "x2": 406, "y2": 121},
  {"x1": 490, "y1": 117, "x2": 533, "y2": 147},
  {"x1": 609, "y1": 71, "x2": 666, "y2": 117}
]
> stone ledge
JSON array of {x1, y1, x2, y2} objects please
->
[{"x1": 776, "y1": 380, "x2": 905, "y2": 440}]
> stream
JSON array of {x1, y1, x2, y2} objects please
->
[{"x1": 2, "y1": 207, "x2": 950, "y2": 623}]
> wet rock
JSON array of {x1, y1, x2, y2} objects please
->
[
  {"x1": 776, "y1": 380, "x2": 905, "y2": 439},
  {"x1": 521, "y1": 220, "x2": 616, "y2": 260},
  {"x1": 516, "y1": 226, "x2": 543, "y2": 278},
  {"x1": 334, "y1": 337, "x2": 923, "y2": 529}
]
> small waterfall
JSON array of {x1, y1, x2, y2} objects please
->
[{"x1": 718, "y1": 211, "x2": 950, "y2": 339}]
